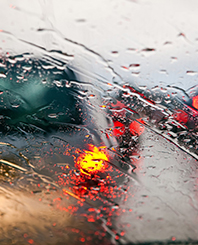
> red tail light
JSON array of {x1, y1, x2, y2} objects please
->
[
  {"x1": 129, "y1": 119, "x2": 145, "y2": 136},
  {"x1": 113, "y1": 120, "x2": 126, "y2": 137},
  {"x1": 192, "y1": 95, "x2": 198, "y2": 109},
  {"x1": 173, "y1": 109, "x2": 189, "y2": 124}
]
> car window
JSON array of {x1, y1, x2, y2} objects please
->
[{"x1": 0, "y1": 1, "x2": 198, "y2": 244}]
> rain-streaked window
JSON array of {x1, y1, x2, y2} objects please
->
[{"x1": 0, "y1": 1, "x2": 198, "y2": 244}]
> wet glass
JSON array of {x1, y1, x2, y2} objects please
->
[{"x1": 0, "y1": 0, "x2": 198, "y2": 244}]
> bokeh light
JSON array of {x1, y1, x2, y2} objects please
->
[
  {"x1": 75, "y1": 145, "x2": 109, "y2": 175},
  {"x1": 192, "y1": 95, "x2": 198, "y2": 109}
]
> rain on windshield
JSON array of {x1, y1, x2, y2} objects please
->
[{"x1": 0, "y1": 0, "x2": 198, "y2": 244}]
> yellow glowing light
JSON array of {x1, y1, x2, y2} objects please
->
[{"x1": 76, "y1": 145, "x2": 108, "y2": 175}]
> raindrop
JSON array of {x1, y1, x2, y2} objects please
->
[
  {"x1": 48, "y1": 114, "x2": 58, "y2": 119},
  {"x1": 22, "y1": 65, "x2": 32, "y2": 71},
  {"x1": 129, "y1": 64, "x2": 140, "y2": 68},
  {"x1": 186, "y1": 70, "x2": 197, "y2": 76},
  {"x1": 0, "y1": 73, "x2": 6, "y2": 78},
  {"x1": 53, "y1": 80, "x2": 63, "y2": 87},
  {"x1": 141, "y1": 48, "x2": 156, "y2": 52}
]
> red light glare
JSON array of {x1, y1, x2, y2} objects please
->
[
  {"x1": 173, "y1": 109, "x2": 188, "y2": 124},
  {"x1": 113, "y1": 120, "x2": 125, "y2": 137},
  {"x1": 192, "y1": 95, "x2": 198, "y2": 109},
  {"x1": 75, "y1": 145, "x2": 108, "y2": 175},
  {"x1": 129, "y1": 119, "x2": 144, "y2": 136}
]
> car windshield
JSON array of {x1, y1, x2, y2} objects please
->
[{"x1": 0, "y1": 1, "x2": 198, "y2": 244}]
